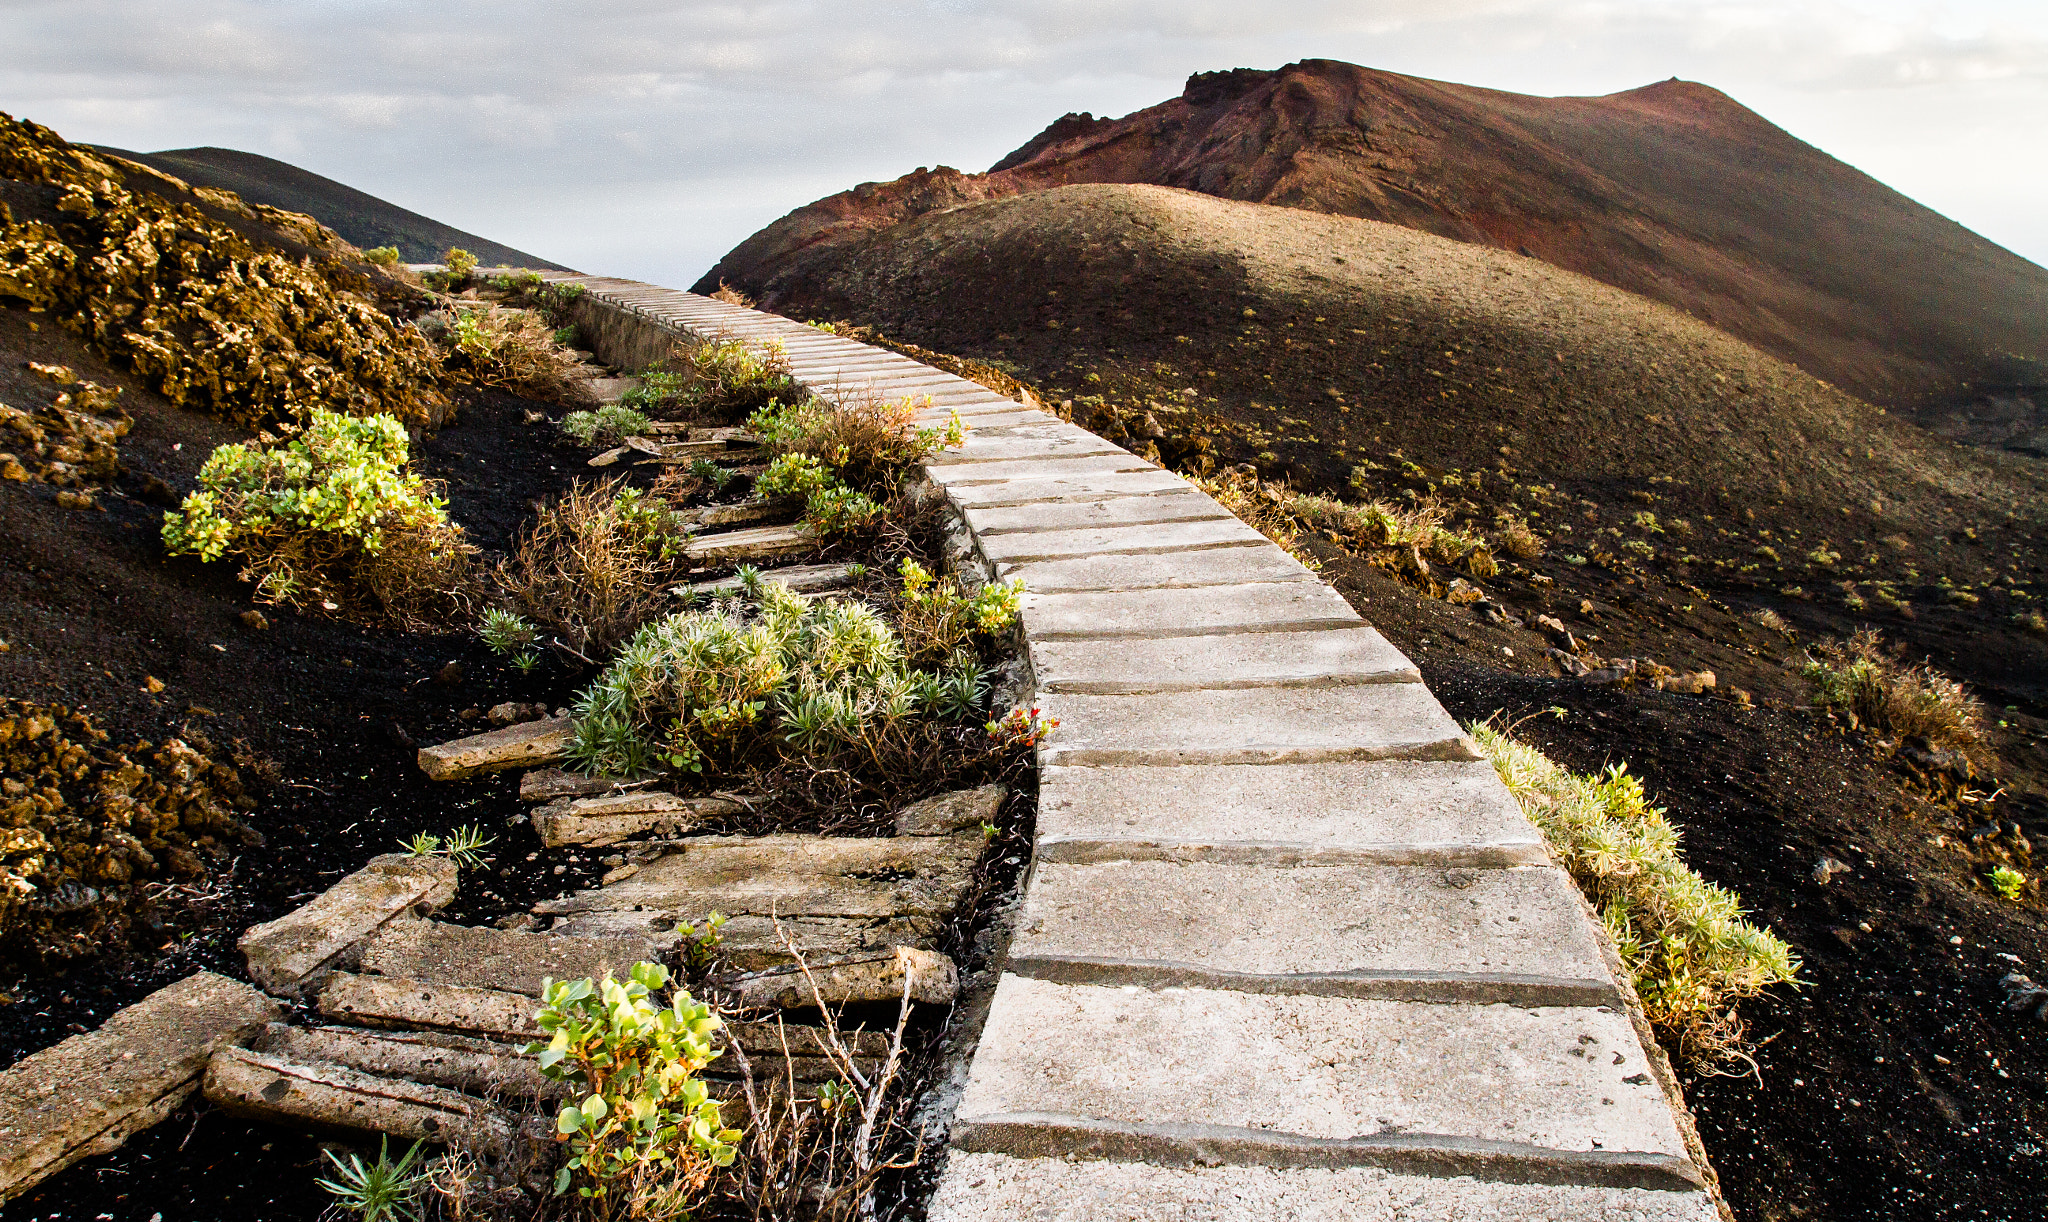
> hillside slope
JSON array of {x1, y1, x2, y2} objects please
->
[
  {"x1": 701, "y1": 59, "x2": 2048, "y2": 452},
  {"x1": 99, "y1": 145, "x2": 569, "y2": 270}
]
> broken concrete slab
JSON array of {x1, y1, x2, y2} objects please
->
[
  {"x1": 685, "y1": 522, "x2": 818, "y2": 563},
  {"x1": 685, "y1": 561, "x2": 857, "y2": 597},
  {"x1": 725, "y1": 1021, "x2": 892, "y2": 1061},
  {"x1": 718, "y1": 946, "x2": 960, "y2": 1009},
  {"x1": 1019, "y1": 581, "x2": 1359, "y2": 640},
  {"x1": 1036, "y1": 684, "x2": 1475, "y2": 767},
  {"x1": 1009, "y1": 861, "x2": 1614, "y2": 1004},
  {"x1": 1034, "y1": 761, "x2": 1542, "y2": 867},
  {"x1": 358, "y1": 920, "x2": 662, "y2": 996},
  {"x1": 418, "y1": 715, "x2": 575, "y2": 781},
  {"x1": 532, "y1": 790, "x2": 745, "y2": 847},
  {"x1": 259, "y1": 1024, "x2": 565, "y2": 1103},
  {"x1": 1030, "y1": 626, "x2": 1417, "y2": 695},
  {"x1": 929, "y1": 1152, "x2": 1722, "y2": 1222},
  {"x1": 518, "y1": 767, "x2": 621, "y2": 803},
  {"x1": 239, "y1": 855, "x2": 460, "y2": 996},
  {"x1": 895, "y1": 786, "x2": 1005, "y2": 836},
  {"x1": 0, "y1": 972, "x2": 277, "y2": 1202},
  {"x1": 978, "y1": 517, "x2": 1268, "y2": 565},
  {"x1": 1001, "y1": 546, "x2": 1318, "y2": 595},
  {"x1": 953, "y1": 977, "x2": 1692, "y2": 1172},
  {"x1": 677, "y1": 497, "x2": 800, "y2": 528},
  {"x1": 317, "y1": 973, "x2": 541, "y2": 1042}
]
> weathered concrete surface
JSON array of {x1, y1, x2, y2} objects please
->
[
  {"x1": 1031, "y1": 626, "x2": 1417, "y2": 694},
  {"x1": 929, "y1": 1153, "x2": 1721, "y2": 1222},
  {"x1": 963, "y1": 490, "x2": 1232, "y2": 536},
  {"x1": 686, "y1": 561, "x2": 856, "y2": 596},
  {"x1": 930, "y1": 453, "x2": 1157, "y2": 488},
  {"x1": 418, "y1": 715, "x2": 574, "y2": 781},
  {"x1": 954, "y1": 978, "x2": 1688, "y2": 1164},
  {"x1": 1034, "y1": 761, "x2": 1543, "y2": 866},
  {"x1": 261, "y1": 1024, "x2": 566, "y2": 1102},
  {"x1": 1020, "y1": 581, "x2": 1361, "y2": 639},
  {"x1": 943, "y1": 468, "x2": 1191, "y2": 508},
  {"x1": 1037, "y1": 684, "x2": 1475, "y2": 767},
  {"x1": 1010, "y1": 861, "x2": 1613, "y2": 1003},
  {"x1": 719, "y1": 946, "x2": 960, "y2": 1008},
  {"x1": 1000, "y1": 545, "x2": 1317, "y2": 593},
  {"x1": 531, "y1": 790, "x2": 745, "y2": 847},
  {"x1": 358, "y1": 920, "x2": 661, "y2": 996},
  {"x1": 895, "y1": 785, "x2": 1005, "y2": 836},
  {"x1": 686, "y1": 522, "x2": 818, "y2": 562},
  {"x1": 239, "y1": 854, "x2": 460, "y2": 996},
  {"x1": 979, "y1": 517, "x2": 1269, "y2": 564},
  {"x1": 317, "y1": 973, "x2": 541, "y2": 1042},
  {"x1": 933, "y1": 430, "x2": 1126, "y2": 466},
  {"x1": 0, "y1": 972, "x2": 278, "y2": 1202},
  {"x1": 518, "y1": 767, "x2": 620, "y2": 803}
]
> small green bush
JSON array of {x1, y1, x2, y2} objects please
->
[
  {"x1": 747, "y1": 394, "x2": 961, "y2": 496},
  {"x1": 1802, "y1": 628, "x2": 1983, "y2": 755},
  {"x1": 1989, "y1": 865, "x2": 2026, "y2": 901},
  {"x1": 160, "y1": 410, "x2": 476, "y2": 626},
  {"x1": 896, "y1": 559, "x2": 1023, "y2": 666},
  {"x1": 561, "y1": 404, "x2": 652, "y2": 447},
  {"x1": 315, "y1": 1135, "x2": 432, "y2": 1222},
  {"x1": 442, "y1": 247, "x2": 478, "y2": 280},
  {"x1": 1471, "y1": 721, "x2": 1798, "y2": 1068},
  {"x1": 528, "y1": 962, "x2": 739, "y2": 1206},
  {"x1": 360, "y1": 245, "x2": 401, "y2": 267}
]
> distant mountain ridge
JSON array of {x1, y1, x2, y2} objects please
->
[
  {"x1": 701, "y1": 59, "x2": 2048, "y2": 453},
  {"x1": 96, "y1": 145, "x2": 569, "y2": 271}
]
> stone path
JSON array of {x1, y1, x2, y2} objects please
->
[{"x1": 550, "y1": 277, "x2": 1730, "y2": 1220}]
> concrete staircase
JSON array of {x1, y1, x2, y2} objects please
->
[{"x1": 552, "y1": 277, "x2": 1729, "y2": 1220}]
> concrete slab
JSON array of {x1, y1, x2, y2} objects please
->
[
  {"x1": 0, "y1": 972, "x2": 277, "y2": 1201},
  {"x1": 929, "y1": 1153, "x2": 1721, "y2": 1222},
  {"x1": 1030, "y1": 626, "x2": 1416, "y2": 694},
  {"x1": 357, "y1": 919, "x2": 663, "y2": 996},
  {"x1": 945, "y1": 468, "x2": 1191, "y2": 507},
  {"x1": 964, "y1": 491, "x2": 1233, "y2": 536},
  {"x1": 1010, "y1": 860, "x2": 1614, "y2": 1004},
  {"x1": 1036, "y1": 684, "x2": 1474, "y2": 767},
  {"x1": 953, "y1": 977, "x2": 1690, "y2": 1169},
  {"x1": 1002, "y1": 546, "x2": 1319, "y2": 593},
  {"x1": 933, "y1": 432, "x2": 1127, "y2": 466},
  {"x1": 981, "y1": 517, "x2": 1269, "y2": 564},
  {"x1": 238, "y1": 854, "x2": 461, "y2": 996},
  {"x1": 931, "y1": 453, "x2": 1158, "y2": 488},
  {"x1": 1035, "y1": 760, "x2": 1540, "y2": 866},
  {"x1": 928, "y1": 409, "x2": 1064, "y2": 430},
  {"x1": 1020, "y1": 581, "x2": 1360, "y2": 640}
]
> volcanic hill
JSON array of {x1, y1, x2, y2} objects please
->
[
  {"x1": 97, "y1": 144, "x2": 569, "y2": 270},
  {"x1": 702, "y1": 59, "x2": 2048, "y2": 453}
]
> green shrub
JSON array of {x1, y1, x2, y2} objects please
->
[
  {"x1": 1471, "y1": 721, "x2": 1798, "y2": 1067},
  {"x1": 160, "y1": 410, "x2": 476, "y2": 626},
  {"x1": 566, "y1": 579, "x2": 1003, "y2": 777},
  {"x1": 561, "y1": 403, "x2": 651, "y2": 446},
  {"x1": 748, "y1": 394, "x2": 961, "y2": 496},
  {"x1": 360, "y1": 245, "x2": 401, "y2": 267},
  {"x1": 1802, "y1": 628, "x2": 1983, "y2": 755},
  {"x1": 442, "y1": 247, "x2": 478, "y2": 280},
  {"x1": 896, "y1": 559, "x2": 1024, "y2": 666},
  {"x1": 315, "y1": 1135, "x2": 432, "y2": 1222},
  {"x1": 528, "y1": 962, "x2": 739, "y2": 1207}
]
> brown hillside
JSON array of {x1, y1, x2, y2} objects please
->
[{"x1": 700, "y1": 59, "x2": 2048, "y2": 452}]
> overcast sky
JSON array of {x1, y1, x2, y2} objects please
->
[{"x1": 3, "y1": 1, "x2": 2042, "y2": 287}]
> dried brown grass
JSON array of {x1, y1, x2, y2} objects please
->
[{"x1": 495, "y1": 480, "x2": 684, "y2": 659}]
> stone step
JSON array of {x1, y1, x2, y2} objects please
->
[
  {"x1": 531, "y1": 790, "x2": 746, "y2": 847},
  {"x1": 930, "y1": 431, "x2": 1127, "y2": 466},
  {"x1": 1000, "y1": 546, "x2": 1316, "y2": 594},
  {"x1": 0, "y1": 972, "x2": 277, "y2": 1201},
  {"x1": 978, "y1": 517, "x2": 1269, "y2": 565},
  {"x1": 418, "y1": 714, "x2": 574, "y2": 781},
  {"x1": 1037, "y1": 684, "x2": 1473, "y2": 767},
  {"x1": 684, "y1": 560, "x2": 857, "y2": 597},
  {"x1": 944, "y1": 468, "x2": 1191, "y2": 508},
  {"x1": 685, "y1": 522, "x2": 818, "y2": 563},
  {"x1": 238, "y1": 854, "x2": 460, "y2": 996},
  {"x1": 951, "y1": 977, "x2": 1696, "y2": 1189},
  {"x1": 517, "y1": 767, "x2": 620, "y2": 803},
  {"x1": 1019, "y1": 581, "x2": 1360, "y2": 640},
  {"x1": 930, "y1": 453, "x2": 1158, "y2": 489},
  {"x1": 1009, "y1": 860, "x2": 1614, "y2": 1005},
  {"x1": 962, "y1": 490, "x2": 1234, "y2": 536},
  {"x1": 1034, "y1": 761, "x2": 1543, "y2": 868},
  {"x1": 716, "y1": 945, "x2": 960, "y2": 1008},
  {"x1": 258, "y1": 1023, "x2": 565, "y2": 1103},
  {"x1": 1030, "y1": 626, "x2": 1417, "y2": 695},
  {"x1": 929, "y1": 1152, "x2": 1720, "y2": 1222},
  {"x1": 318, "y1": 972, "x2": 540, "y2": 1042},
  {"x1": 677, "y1": 496, "x2": 801, "y2": 528},
  {"x1": 915, "y1": 407, "x2": 1057, "y2": 429},
  {"x1": 357, "y1": 919, "x2": 662, "y2": 996}
]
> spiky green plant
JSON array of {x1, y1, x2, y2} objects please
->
[{"x1": 315, "y1": 1136, "x2": 432, "y2": 1222}]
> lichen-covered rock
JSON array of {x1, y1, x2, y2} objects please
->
[
  {"x1": 0, "y1": 111, "x2": 452, "y2": 428},
  {"x1": 0, "y1": 701, "x2": 260, "y2": 972}
]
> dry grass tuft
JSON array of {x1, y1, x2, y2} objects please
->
[
  {"x1": 1472, "y1": 719, "x2": 1799, "y2": 1071},
  {"x1": 494, "y1": 479, "x2": 687, "y2": 659},
  {"x1": 427, "y1": 304, "x2": 595, "y2": 405},
  {"x1": 1192, "y1": 466, "x2": 1496, "y2": 592},
  {"x1": 1802, "y1": 627, "x2": 1985, "y2": 756}
]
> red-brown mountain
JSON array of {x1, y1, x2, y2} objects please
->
[{"x1": 699, "y1": 59, "x2": 2047, "y2": 451}]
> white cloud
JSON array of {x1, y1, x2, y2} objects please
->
[{"x1": 0, "y1": 0, "x2": 2040, "y2": 279}]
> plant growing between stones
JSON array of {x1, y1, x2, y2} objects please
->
[
  {"x1": 315, "y1": 1135, "x2": 432, "y2": 1222},
  {"x1": 478, "y1": 607, "x2": 539, "y2": 656},
  {"x1": 398, "y1": 824, "x2": 493, "y2": 869}
]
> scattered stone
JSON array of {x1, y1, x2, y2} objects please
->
[
  {"x1": 531, "y1": 791, "x2": 747, "y2": 847},
  {"x1": 238, "y1": 609, "x2": 270, "y2": 631},
  {"x1": 1534, "y1": 614, "x2": 1578, "y2": 651},
  {"x1": 587, "y1": 445, "x2": 628, "y2": 467},
  {"x1": 1549, "y1": 648, "x2": 1592, "y2": 678},
  {"x1": 418, "y1": 715, "x2": 575, "y2": 781},
  {"x1": 141, "y1": 674, "x2": 164, "y2": 694},
  {"x1": 676, "y1": 497, "x2": 801, "y2": 529},
  {"x1": 2000, "y1": 973, "x2": 2048, "y2": 1022},
  {"x1": 1654, "y1": 670, "x2": 1717, "y2": 695},
  {"x1": 1474, "y1": 599, "x2": 1522, "y2": 628},
  {"x1": 485, "y1": 701, "x2": 549, "y2": 728},
  {"x1": 895, "y1": 786, "x2": 1005, "y2": 836},
  {"x1": 686, "y1": 522, "x2": 819, "y2": 563},
  {"x1": 518, "y1": 768, "x2": 621, "y2": 803},
  {"x1": 1813, "y1": 857, "x2": 1853, "y2": 885},
  {"x1": 718, "y1": 946, "x2": 960, "y2": 1009},
  {"x1": 0, "y1": 972, "x2": 277, "y2": 1200},
  {"x1": 435, "y1": 660, "x2": 465, "y2": 685},
  {"x1": 238, "y1": 856, "x2": 460, "y2": 996},
  {"x1": 1445, "y1": 578, "x2": 1484, "y2": 605}
]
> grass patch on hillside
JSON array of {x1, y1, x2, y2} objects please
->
[
  {"x1": 1192, "y1": 465, "x2": 1497, "y2": 591},
  {"x1": 1801, "y1": 628, "x2": 1985, "y2": 758},
  {"x1": 1471, "y1": 719, "x2": 1799, "y2": 1070}
]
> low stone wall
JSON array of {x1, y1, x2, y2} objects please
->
[{"x1": 551, "y1": 275, "x2": 1731, "y2": 1221}]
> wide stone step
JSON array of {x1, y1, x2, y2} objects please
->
[
  {"x1": 978, "y1": 517, "x2": 1269, "y2": 565},
  {"x1": 1035, "y1": 761, "x2": 1543, "y2": 867},
  {"x1": 318, "y1": 973, "x2": 539, "y2": 1042},
  {"x1": 238, "y1": 853, "x2": 460, "y2": 996},
  {"x1": 1020, "y1": 581, "x2": 1360, "y2": 640},
  {"x1": 951, "y1": 977, "x2": 1695, "y2": 1189},
  {"x1": 930, "y1": 430, "x2": 1127, "y2": 466},
  {"x1": 1009, "y1": 860, "x2": 1614, "y2": 1005},
  {"x1": 685, "y1": 522, "x2": 818, "y2": 562},
  {"x1": 1000, "y1": 545, "x2": 1316, "y2": 594},
  {"x1": 930, "y1": 453, "x2": 1157, "y2": 489},
  {"x1": 357, "y1": 919, "x2": 662, "y2": 996},
  {"x1": 677, "y1": 496, "x2": 801, "y2": 528},
  {"x1": 1037, "y1": 685, "x2": 1474, "y2": 767},
  {"x1": 962, "y1": 490, "x2": 1234, "y2": 536},
  {"x1": 685, "y1": 560, "x2": 858, "y2": 596},
  {"x1": 944, "y1": 467, "x2": 1190, "y2": 508},
  {"x1": 259, "y1": 1023, "x2": 565, "y2": 1103},
  {"x1": 929, "y1": 1152, "x2": 1720, "y2": 1222},
  {"x1": 1030, "y1": 626, "x2": 1414, "y2": 695}
]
